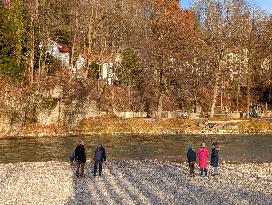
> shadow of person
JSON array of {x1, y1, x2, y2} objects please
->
[{"x1": 64, "y1": 161, "x2": 94, "y2": 205}]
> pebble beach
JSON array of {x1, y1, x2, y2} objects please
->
[{"x1": 0, "y1": 160, "x2": 271, "y2": 205}]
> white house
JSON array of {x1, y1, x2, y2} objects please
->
[{"x1": 46, "y1": 40, "x2": 70, "y2": 67}]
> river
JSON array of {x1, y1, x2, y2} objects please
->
[{"x1": 0, "y1": 134, "x2": 271, "y2": 164}]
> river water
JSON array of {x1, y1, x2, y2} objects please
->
[{"x1": 0, "y1": 134, "x2": 271, "y2": 164}]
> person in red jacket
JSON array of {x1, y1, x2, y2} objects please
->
[{"x1": 197, "y1": 143, "x2": 209, "y2": 177}]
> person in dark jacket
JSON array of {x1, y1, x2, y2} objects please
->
[
  {"x1": 210, "y1": 142, "x2": 220, "y2": 176},
  {"x1": 93, "y1": 144, "x2": 106, "y2": 177},
  {"x1": 74, "y1": 141, "x2": 86, "y2": 177},
  {"x1": 187, "y1": 145, "x2": 196, "y2": 177}
]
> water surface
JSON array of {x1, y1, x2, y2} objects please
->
[{"x1": 0, "y1": 134, "x2": 271, "y2": 164}]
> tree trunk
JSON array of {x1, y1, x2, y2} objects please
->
[
  {"x1": 220, "y1": 74, "x2": 224, "y2": 112},
  {"x1": 70, "y1": 10, "x2": 78, "y2": 72},
  {"x1": 157, "y1": 66, "x2": 164, "y2": 120},
  {"x1": 87, "y1": 7, "x2": 95, "y2": 67},
  {"x1": 269, "y1": 74, "x2": 271, "y2": 105},
  {"x1": 157, "y1": 93, "x2": 163, "y2": 120},
  {"x1": 29, "y1": 0, "x2": 39, "y2": 84},
  {"x1": 38, "y1": 47, "x2": 42, "y2": 81},
  {"x1": 110, "y1": 87, "x2": 115, "y2": 114},
  {"x1": 236, "y1": 76, "x2": 240, "y2": 112},
  {"x1": 210, "y1": 62, "x2": 222, "y2": 118},
  {"x1": 246, "y1": 54, "x2": 251, "y2": 117},
  {"x1": 210, "y1": 82, "x2": 219, "y2": 118},
  {"x1": 97, "y1": 83, "x2": 106, "y2": 115},
  {"x1": 29, "y1": 15, "x2": 35, "y2": 84},
  {"x1": 210, "y1": 48, "x2": 224, "y2": 118},
  {"x1": 58, "y1": 98, "x2": 62, "y2": 126},
  {"x1": 246, "y1": 77, "x2": 250, "y2": 117},
  {"x1": 128, "y1": 85, "x2": 131, "y2": 111}
]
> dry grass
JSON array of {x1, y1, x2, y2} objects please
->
[
  {"x1": 79, "y1": 116, "x2": 200, "y2": 134},
  {"x1": 238, "y1": 119, "x2": 272, "y2": 133},
  {"x1": 1, "y1": 115, "x2": 272, "y2": 137}
]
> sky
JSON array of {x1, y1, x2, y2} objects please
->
[{"x1": 180, "y1": 0, "x2": 272, "y2": 13}]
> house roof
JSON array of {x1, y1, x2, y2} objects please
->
[{"x1": 58, "y1": 43, "x2": 70, "y2": 53}]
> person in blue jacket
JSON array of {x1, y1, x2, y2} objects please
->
[
  {"x1": 210, "y1": 142, "x2": 220, "y2": 176},
  {"x1": 187, "y1": 144, "x2": 196, "y2": 177},
  {"x1": 93, "y1": 144, "x2": 106, "y2": 177}
]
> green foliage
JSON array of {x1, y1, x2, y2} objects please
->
[
  {"x1": 51, "y1": 1, "x2": 71, "y2": 28},
  {"x1": 46, "y1": 57, "x2": 63, "y2": 75},
  {"x1": 42, "y1": 96, "x2": 59, "y2": 110},
  {"x1": 117, "y1": 48, "x2": 139, "y2": 86},
  {"x1": 89, "y1": 61, "x2": 100, "y2": 79},
  {"x1": 0, "y1": 44, "x2": 23, "y2": 79},
  {"x1": 53, "y1": 30, "x2": 71, "y2": 45},
  {"x1": 0, "y1": 2, "x2": 26, "y2": 80},
  {"x1": 12, "y1": 0, "x2": 25, "y2": 66}
]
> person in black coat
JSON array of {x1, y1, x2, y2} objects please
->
[
  {"x1": 93, "y1": 144, "x2": 106, "y2": 177},
  {"x1": 187, "y1": 145, "x2": 196, "y2": 177},
  {"x1": 211, "y1": 142, "x2": 220, "y2": 176},
  {"x1": 75, "y1": 141, "x2": 86, "y2": 177}
]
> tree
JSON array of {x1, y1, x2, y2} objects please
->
[
  {"x1": 0, "y1": 1, "x2": 25, "y2": 79},
  {"x1": 141, "y1": 0, "x2": 197, "y2": 119}
]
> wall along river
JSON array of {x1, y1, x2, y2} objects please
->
[{"x1": 0, "y1": 134, "x2": 271, "y2": 164}]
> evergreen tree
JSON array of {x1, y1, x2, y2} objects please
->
[{"x1": 0, "y1": 1, "x2": 25, "y2": 79}]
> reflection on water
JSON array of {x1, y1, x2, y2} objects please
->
[{"x1": 0, "y1": 134, "x2": 271, "y2": 164}]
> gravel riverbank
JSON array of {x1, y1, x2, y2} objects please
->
[{"x1": 0, "y1": 160, "x2": 271, "y2": 205}]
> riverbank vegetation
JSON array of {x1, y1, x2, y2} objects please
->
[
  {"x1": 1, "y1": 0, "x2": 272, "y2": 133},
  {"x1": 2, "y1": 116, "x2": 272, "y2": 137}
]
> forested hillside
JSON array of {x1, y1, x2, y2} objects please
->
[{"x1": 0, "y1": 0, "x2": 272, "y2": 130}]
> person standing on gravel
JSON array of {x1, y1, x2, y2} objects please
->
[
  {"x1": 197, "y1": 143, "x2": 209, "y2": 177},
  {"x1": 211, "y1": 142, "x2": 220, "y2": 176},
  {"x1": 75, "y1": 141, "x2": 86, "y2": 177},
  {"x1": 187, "y1": 145, "x2": 196, "y2": 177},
  {"x1": 93, "y1": 144, "x2": 106, "y2": 177}
]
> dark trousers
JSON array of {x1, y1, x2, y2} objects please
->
[
  {"x1": 94, "y1": 161, "x2": 103, "y2": 176},
  {"x1": 200, "y1": 168, "x2": 208, "y2": 176},
  {"x1": 188, "y1": 162, "x2": 195, "y2": 176},
  {"x1": 76, "y1": 161, "x2": 85, "y2": 177}
]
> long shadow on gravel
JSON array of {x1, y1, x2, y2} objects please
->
[
  {"x1": 64, "y1": 162, "x2": 93, "y2": 205},
  {"x1": 234, "y1": 187, "x2": 272, "y2": 204},
  {"x1": 106, "y1": 161, "x2": 152, "y2": 205},
  {"x1": 116, "y1": 160, "x2": 237, "y2": 205},
  {"x1": 63, "y1": 160, "x2": 272, "y2": 205},
  {"x1": 140, "y1": 161, "x2": 272, "y2": 205}
]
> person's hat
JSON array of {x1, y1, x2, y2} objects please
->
[{"x1": 212, "y1": 142, "x2": 218, "y2": 147}]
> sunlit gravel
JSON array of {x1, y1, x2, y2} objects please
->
[{"x1": 0, "y1": 160, "x2": 271, "y2": 205}]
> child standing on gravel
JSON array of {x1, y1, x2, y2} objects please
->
[
  {"x1": 187, "y1": 145, "x2": 196, "y2": 177},
  {"x1": 197, "y1": 143, "x2": 209, "y2": 177},
  {"x1": 210, "y1": 142, "x2": 220, "y2": 176}
]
